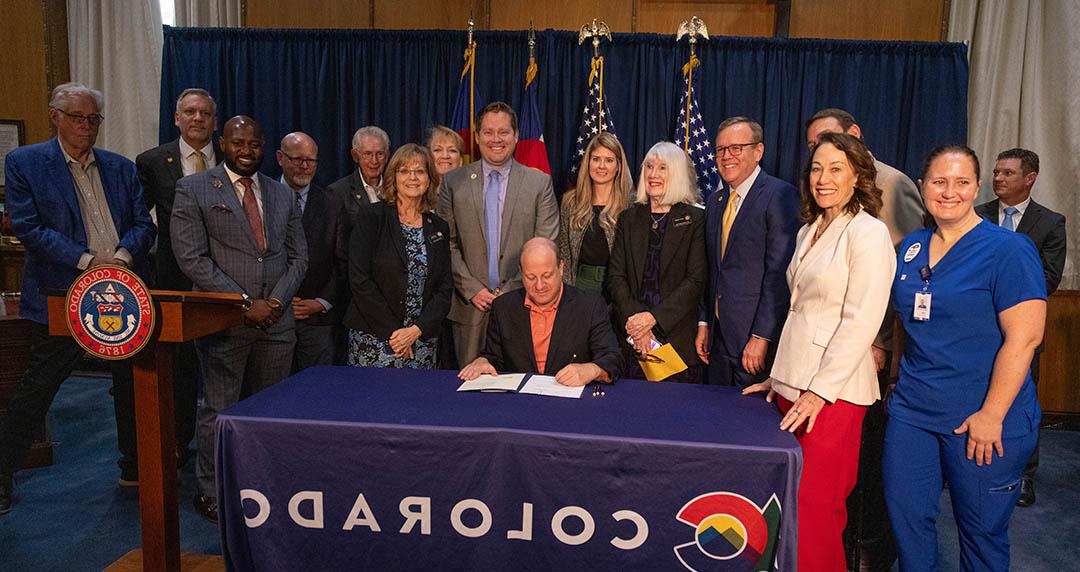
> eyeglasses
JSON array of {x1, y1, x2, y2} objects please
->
[
  {"x1": 52, "y1": 108, "x2": 104, "y2": 127},
  {"x1": 715, "y1": 142, "x2": 758, "y2": 157},
  {"x1": 280, "y1": 151, "x2": 317, "y2": 168},
  {"x1": 360, "y1": 151, "x2": 387, "y2": 161},
  {"x1": 396, "y1": 168, "x2": 427, "y2": 178}
]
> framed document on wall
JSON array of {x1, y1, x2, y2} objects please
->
[{"x1": 0, "y1": 119, "x2": 26, "y2": 199}]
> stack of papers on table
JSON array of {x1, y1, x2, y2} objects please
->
[{"x1": 456, "y1": 373, "x2": 586, "y2": 399}]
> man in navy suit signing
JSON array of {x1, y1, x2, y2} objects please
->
[
  {"x1": 171, "y1": 116, "x2": 308, "y2": 523},
  {"x1": 0, "y1": 83, "x2": 156, "y2": 513},
  {"x1": 696, "y1": 117, "x2": 801, "y2": 387}
]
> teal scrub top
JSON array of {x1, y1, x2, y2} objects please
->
[{"x1": 889, "y1": 219, "x2": 1046, "y2": 437}]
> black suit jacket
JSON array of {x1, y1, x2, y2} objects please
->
[
  {"x1": 607, "y1": 202, "x2": 707, "y2": 367},
  {"x1": 976, "y1": 198, "x2": 1067, "y2": 294},
  {"x1": 135, "y1": 139, "x2": 223, "y2": 289},
  {"x1": 480, "y1": 285, "x2": 623, "y2": 379},
  {"x1": 328, "y1": 170, "x2": 378, "y2": 224},
  {"x1": 296, "y1": 184, "x2": 347, "y2": 325},
  {"x1": 342, "y1": 201, "x2": 452, "y2": 339}
]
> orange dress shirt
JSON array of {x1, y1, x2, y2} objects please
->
[{"x1": 524, "y1": 289, "x2": 563, "y2": 374}]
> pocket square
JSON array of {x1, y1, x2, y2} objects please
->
[{"x1": 211, "y1": 203, "x2": 233, "y2": 213}]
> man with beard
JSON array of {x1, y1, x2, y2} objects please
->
[
  {"x1": 171, "y1": 116, "x2": 308, "y2": 523},
  {"x1": 277, "y1": 131, "x2": 346, "y2": 368}
]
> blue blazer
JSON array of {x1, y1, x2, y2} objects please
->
[
  {"x1": 704, "y1": 170, "x2": 801, "y2": 358},
  {"x1": 5, "y1": 138, "x2": 155, "y2": 324}
]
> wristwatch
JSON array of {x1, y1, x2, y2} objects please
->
[{"x1": 241, "y1": 293, "x2": 253, "y2": 311}]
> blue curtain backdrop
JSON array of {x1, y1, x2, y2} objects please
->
[{"x1": 160, "y1": 26, "x2": 968, "y2": 192}]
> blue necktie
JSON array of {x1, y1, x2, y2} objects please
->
[
  {"x1": 296, "y1": 192, "x2": 305, "y2": 214},
  {"x1": 1002, "y1": 206, "x2": 1019, "y2": 231},
  {"x1": 485, "y1": 170, "x2": 502, "y2": 290}
]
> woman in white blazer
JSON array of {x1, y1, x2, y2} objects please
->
[{"x1": 742, "y1": 131, "x2": 896, "y2": 572}]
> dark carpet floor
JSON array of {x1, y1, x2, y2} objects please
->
[{"x1": 0, "y1": 375, "x2": 1077, "y2": 571}]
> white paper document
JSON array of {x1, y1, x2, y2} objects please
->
[
  {"x1": 518, "y1": 375, "x2": 586, "y2": 399},
  {"x1": 456, "y1": 373, "x2": 527, "y2": 392}
]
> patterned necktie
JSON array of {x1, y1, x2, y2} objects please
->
[
  {"x1": 192, "y1": 151, "x2": 207, "y2": 173},
  {"x1": 296, "y1": 191, "x2": 305, "y2": 214},
  {"x1": 1002, "y1": 206, "x2": 1019, "y2": 231},
  {"x1": 237, "y1": 177, "x2": 266, "y2": 253},
  {"x1": 720, "y1": 191, "x2": 741, "y2": 259},
  {"x1": 485, "y1": 170, "x2": 502, "y2": 290}
]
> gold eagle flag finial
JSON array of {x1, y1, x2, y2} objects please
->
[
  {"x1": 578, "y1": 18, "x2": 612, "y2": 59},
  {"x1": 676, "y1": 16, "x2": 709, "y2": 57}
]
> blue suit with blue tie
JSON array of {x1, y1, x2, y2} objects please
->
[{"x1": 703, "y1": 169, "x2": 801, "y2": 386}]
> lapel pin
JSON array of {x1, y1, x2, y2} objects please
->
[
  {"x1": 166, "y1": 156, "x2": 173, "y2": 163},
  {"x1": 212, "y1": 179, "x2": 223, "y2": 190},
  {"x1": 470, "y1": 173, "x2": 478, "y2": 180}
]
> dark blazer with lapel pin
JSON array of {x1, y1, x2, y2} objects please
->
[
  {"x1": 480, "y1": 285, "x2": 623, "y2": 378},
  {"x1": 976, "y1": 198, "x2": 1067, "y2": 294},
  {"x1": 607, "y1": 202, "x2": 707, "y2": 367},
  {"x1": 703, "y1": 170, "x2": 801, "y2": 384},
  {"x1": 295, "y1": 183, "x2": 347, "y2": 326},
  {"x1": 170, "y1": 164, "x2": 308, "y2": 333},
  {"x1": 135, "y1": 138, "x2": 223, "y2": 290},
  {"x1": 5, "y1": 138, "x2": 156, "y2": 324},
  {"x1": 342, "y1": 201, "x2": 453, "y2": 340},
  {"x1": 328, "y1": 170, "x2": 378, "y2": 225}
]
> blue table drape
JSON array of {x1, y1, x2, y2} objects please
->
[
  {"x1": 160, "y1": 26, "x2": 967, "y2": 193},
  {"x1": 216, "y1": 367, "x2": 802, "y2": 571}
]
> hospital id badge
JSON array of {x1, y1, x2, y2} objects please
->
[{"x1": 913, "y1": 291, "x2": 932, "y2": 321}]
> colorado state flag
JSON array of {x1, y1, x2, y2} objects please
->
[
  {"x1": 450, "y1": 38, "x2": 484, "y2": 164},
  {"x1": 514, "y1": 55, "x2": 551, "y2": 174}
]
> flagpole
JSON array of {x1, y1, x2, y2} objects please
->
[
  {"x1": 676, "y1": 17, "x2": 709, "y2": 152},
  {"x1": 579, "y1": 19, "x2": 612, "y2": 132},
  {"x1": 467, "y1": 18, "x2": 476, "y2": 163}
]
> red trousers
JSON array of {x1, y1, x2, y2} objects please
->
[{"x1": 777, "y1": 395, "x2": 867, "y2": 572}]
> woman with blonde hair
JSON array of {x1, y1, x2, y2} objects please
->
[
  {"x1": 557, "y1": 132, "x2": 632, "y2": 296},
  {"x1": 426, "y1": 125, "x2": 464, "y2": 176}
]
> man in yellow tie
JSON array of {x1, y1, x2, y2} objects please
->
[
  {"x1": 695, "y1": 116, "x2": 801, "y2": 387},
  {"x1": 134, "y1": 87, "x2": 222, "y2": 473}
]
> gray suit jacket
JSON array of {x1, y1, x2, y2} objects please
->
[
  {"x1": 874, "y1": 159, "x2": 925, "y2": 248},
  {"x1": 171, "y1": 164, "x2": 309, "y2": 331},
  {"x1": 436, "y1": 159, "x2": 559, "y2": 325}
]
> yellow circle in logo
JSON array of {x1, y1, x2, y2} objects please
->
[{"x1": 695, "y1": 513, "x2": 748, "y2": 559}]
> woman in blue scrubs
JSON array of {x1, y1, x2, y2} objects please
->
[{"x1": 884, "y1": 145, "x2": 1046, "y2": 572}]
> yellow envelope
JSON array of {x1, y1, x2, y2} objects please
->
[{"x1": 637, "y1": 343, "x2": 688, "y2": 381}]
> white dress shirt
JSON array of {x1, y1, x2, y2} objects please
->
[{"x1": 178, "y1": 137, "x2": 217, "y2": 177}]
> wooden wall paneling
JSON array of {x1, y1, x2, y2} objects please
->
[
  {"x1": 635, "y1": 1, "x2": 775, "y2": 37},
  {"x1": 376, "y1": 0, "x2": 479, "y2": 31},
  {"x1": 788, "y1": 0, "x2": 946, "y2": 41},
  {"x1": 1041, "y1": 291, "x2": 1080, "y2": 415},
  {"x1": 246, "y1": 0, "x2": 374, "y2": 29},
  {"x1": 0, "y1": 1, "x2": 51, "y2": 144},
  {"x1": 490, "y1": 0, "x2": 633, "y2": 35}
]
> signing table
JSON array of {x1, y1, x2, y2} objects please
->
[{"x1": 216, "y1": 367, "x2": 802, "y2": 571}]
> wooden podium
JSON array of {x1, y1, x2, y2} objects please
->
[{"x1": 48, "y1": 290, "x2": 245, "y2": 572}]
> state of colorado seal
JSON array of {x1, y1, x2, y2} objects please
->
[{"x1": 66, "y1": 265, "x2": 155, "y2": 360}]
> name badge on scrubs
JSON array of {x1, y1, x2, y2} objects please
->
[
  {"x1": 913, "y1": 291, "x2": 932, "y2": 321},
  {"x1": 913, "y1": 264, "x2": 932, "y2": 321}
]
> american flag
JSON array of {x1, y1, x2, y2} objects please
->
[
  {"x1": 567, "y1": 60, "x2": 617, "y2": 186},
  {"x1": 673, "y1": 55, "x2": 719, "y2": 198}
]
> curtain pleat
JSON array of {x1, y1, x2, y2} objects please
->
[{"x1": 160, "y1": 26, "x2": 968, "y2": 192}]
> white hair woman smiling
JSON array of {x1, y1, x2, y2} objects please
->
[
  {"x1": 633, "y1": 141, "x2": 701, "y2": 207},
  {"x1": 607, "y1": 141, "x2": 707, "y2": 383}
]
